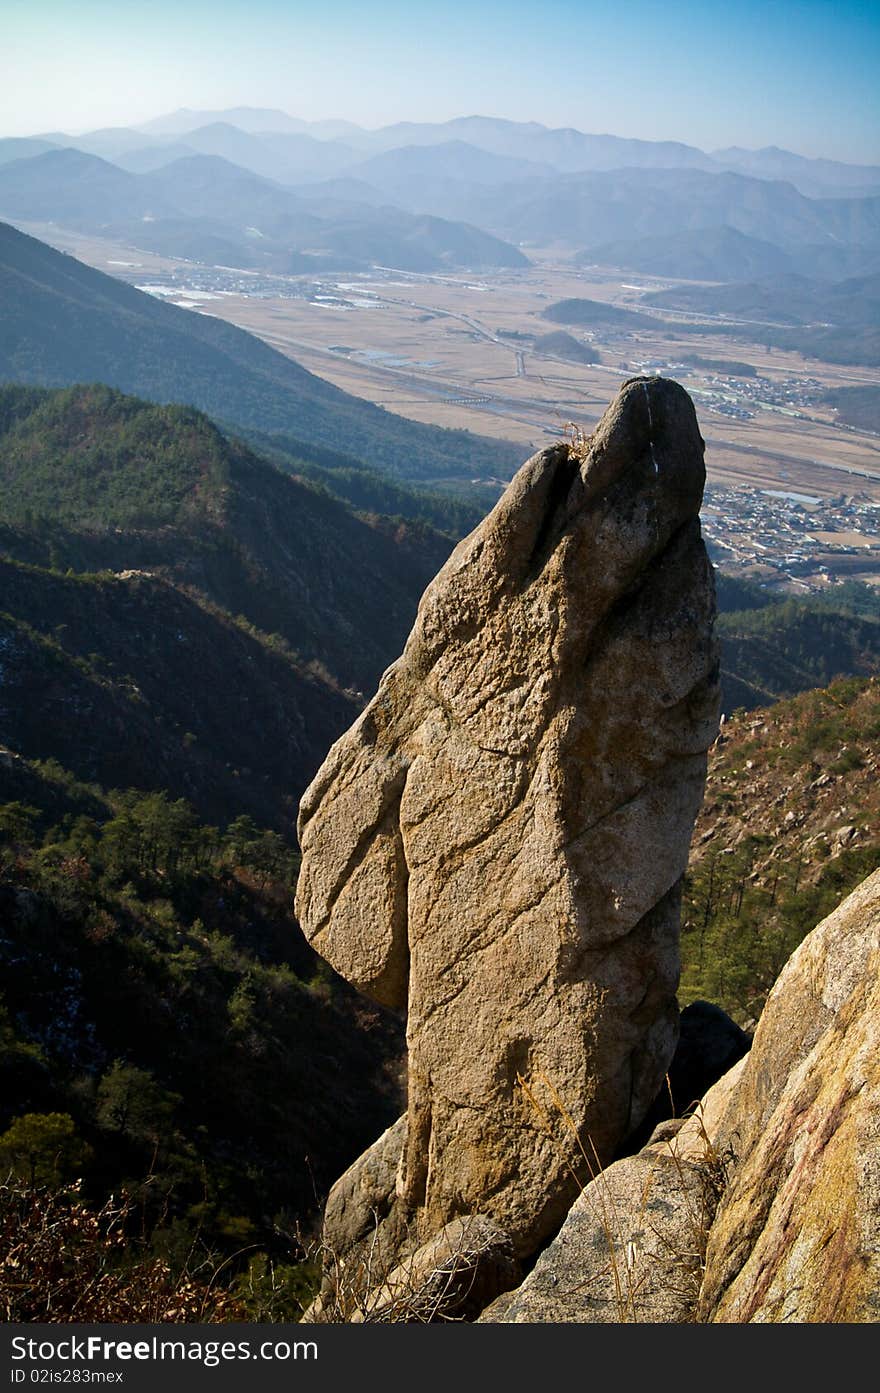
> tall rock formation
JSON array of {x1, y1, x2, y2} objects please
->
[{"x1": 296, "y1": 377, "x2": 720, "y2": 1281}]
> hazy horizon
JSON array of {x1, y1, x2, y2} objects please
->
[
  {"x1": 8, "y1": 105, "x2": 880, "y2": 170},
  {"x1": 2, "y1": 0, "x2": 878, "y2": 164}
]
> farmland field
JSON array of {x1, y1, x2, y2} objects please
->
[{"x1": 20, "y1": 222, "x2": 880, "y2": 507}]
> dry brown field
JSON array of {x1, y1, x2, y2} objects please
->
[{"x1": 21, "y1": 223, "x2": 880, "y2": 501}]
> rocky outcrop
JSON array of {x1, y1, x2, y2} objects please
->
[
  {"x1": 699, "y1": 865, "x2": 880, "y2": 1322},
  {"x1": 296, "y1": 376, "x2": 720, "y2": 1276},
  {"x1": 486, "y1": 866, "x2": 880, "y2": 1323},
  {"x1": 485, "y1": 1064, "x2": 742, "y2": 1323}
]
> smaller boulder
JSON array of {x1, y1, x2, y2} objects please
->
[
  {"x1": 700, "y1": 867, "x2": 880, "y2": 1322},
  {"x1": 321, "y1": 1114, "x2": 407, "y2": 1259},
  {"x1": 303, "y1": 1116, "x2": 413, "y2": 1322}
]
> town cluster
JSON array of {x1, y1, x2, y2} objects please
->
[{"x1": 703, "y1": 484, "x2": 880, "y2": 590}]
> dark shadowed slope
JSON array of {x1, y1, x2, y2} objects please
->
[
  {"x1": 0, "y1": 383, "x2": 455, "y2": 697},
  {"x1": 0, "y1": 558, "x2": 357, "y2": 830}
]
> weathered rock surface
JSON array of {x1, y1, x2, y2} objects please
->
[
  {"x1": 486, "y1": 1065, "x2": 742, "y2": 1323},
  {"x1": 296, "y1": 376, "x2": 720, "y2": 1265},
  {"x1": 699, "y1": 865, "x2": 880, "y2": 1322},
  {"x1": 487, "y1": 866, "x2": 880, "y2": 1323}
]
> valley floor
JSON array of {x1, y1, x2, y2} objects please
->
[{"x1": 13, "y1": 222, "x2": 880, "y2": 591}]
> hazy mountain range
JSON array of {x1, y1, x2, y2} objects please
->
[
  {"x1": 1, "y1": 110, "x2": 879, "y2": 283},
  {"x1": 127, "y1": 109, "x2": 880, "y2": 194},
  {"x1": 0, "y1": 145, "x2": 528, "y2": 275}
]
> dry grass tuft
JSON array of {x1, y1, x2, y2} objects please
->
[
  {"x1": 562, "y1": 422, "x2": 594, "y2": 462},
  {"x1": 303, "y1": 1216, "x2": 499, "y2": 1324},
  {"x1": 516, "y1": 1070, "x2": 734, "y2": 1322}
]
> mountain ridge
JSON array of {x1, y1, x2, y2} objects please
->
[
  {"x1": 0, "y1": 383, "x2": 456, "y2": 698},
  {"x1": 0, "y1": 147, "x2": 529, "y2": 274},
  {"x1": 5, "y1": 115, "x2": 879, "y2": 286},
  {"x1": 129, "y1": 110, "x2": 879, "y2": 183}
]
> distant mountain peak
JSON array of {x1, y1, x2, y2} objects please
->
[{"x1": 138, "y1": 106, "x2": 314, "y2": 136}]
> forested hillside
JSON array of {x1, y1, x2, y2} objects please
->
[
  {"x1": 0, "y1": 559, "x2": 357, "y2": 830},
  {"x1": 717, "y1": 588, "x2": 880, "y2": 712},
  {"x1": 0, "y1": 385, "x2": 453, "y2": 697},
  {"x1": 682, "y1": 676, "x2": 880, "y2": 1023},
  {"x1": 0, "y1": 757, "x2": 404, "y2": 1319}
]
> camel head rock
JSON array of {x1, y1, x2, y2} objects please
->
[{"x1": 296, "y1": 376, "x2": 720, "y2": 1264}]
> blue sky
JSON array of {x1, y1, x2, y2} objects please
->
[{"x1": 1, "y1": 0, "x2": 878, "y2": 161}]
